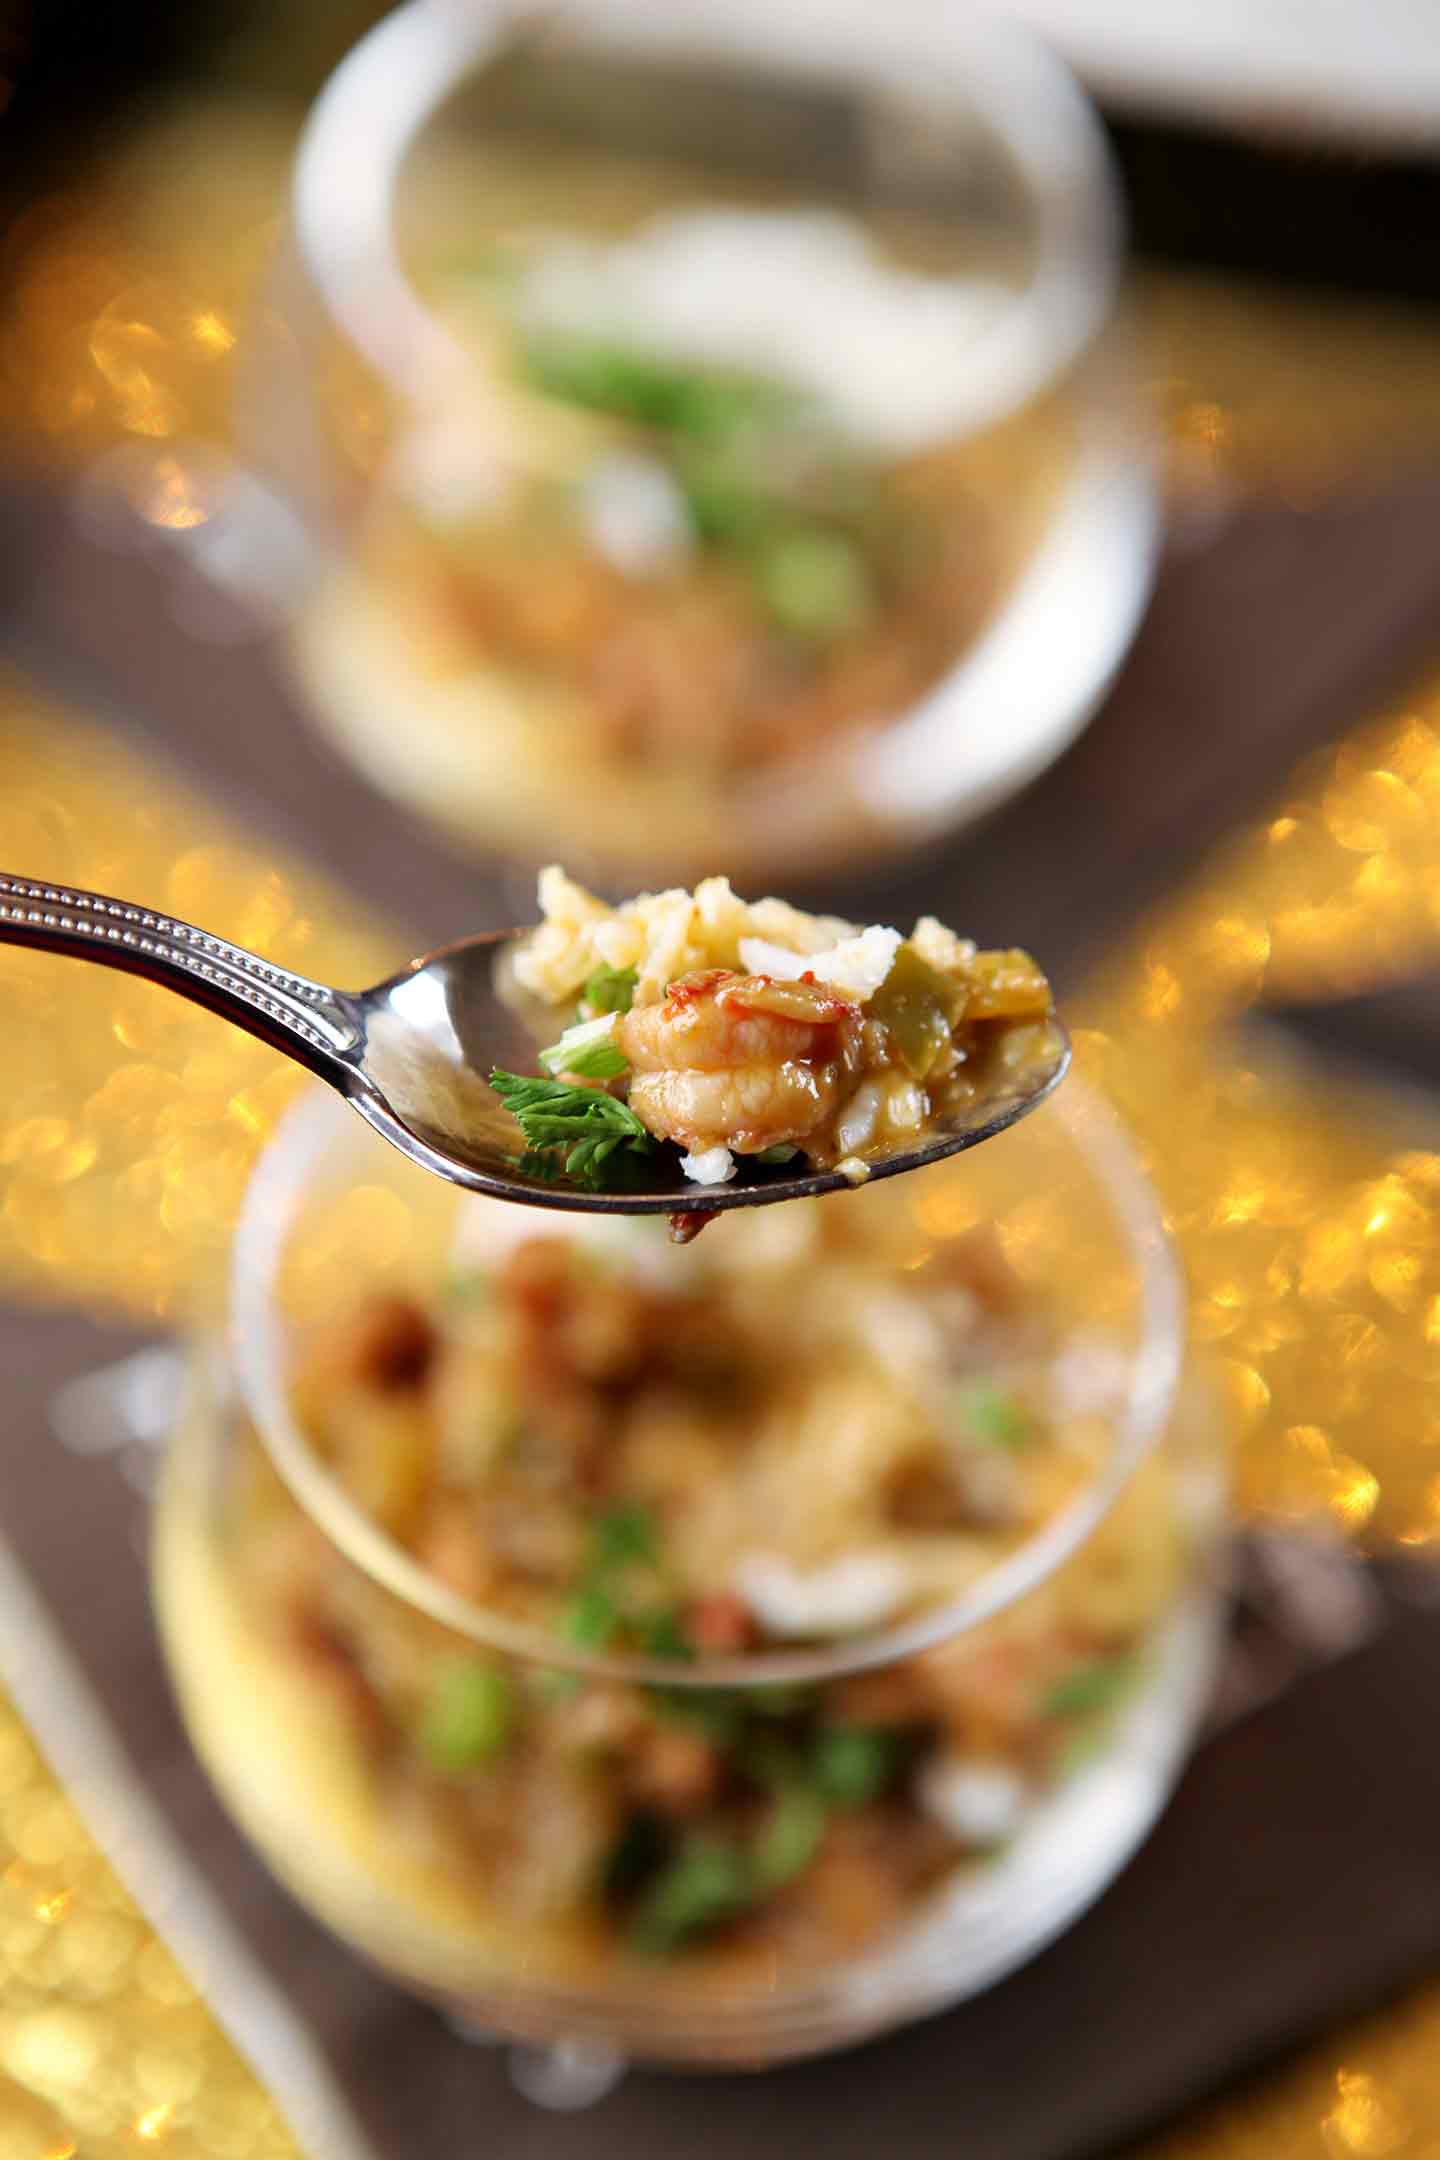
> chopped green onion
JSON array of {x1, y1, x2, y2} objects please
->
[
  {"x1": 628, "y1": 1794, "x2": 828, "y2": 1949},
  {"x1": 560, "y1": 1581, "x2": 619, "y2": 1650},
  {"x1": 1056, "y1": 1725, "x2": 1111, "y2": 1780},
  {"x1": 418, "y1": 1660, "x2": 514, "y2": 1771},
  {"x1": 955, "y1": 1384, "x2": 1032, "y2": 1450},
  {"x1": 537, "y1": 1012, "x2": 628, "y2": 1081},
  {"x1": 635, "y1": 1608, "x2": 693, "y2": 1662},
  {"x1": 675, "y1": 371, "x2": 798, "y2": 440},
  {"x1": 676, "y1": 452, "x2": 778, "y2": 547},
  {"x1": 812, "y1": 1723, "x2": 904, "y2": 1808},
  {"x1": 588, "y1": 1501, "x2": 659, "y2": 1572},
  {"x1": 751, "y1": 1788, "x2": 827, "y2": 1892},
  {"x1": 582, "y1": 964, "x2": 638, "y2": 1016},
  {"x1": 520, "y1": 336, "x2": 691, "y2": 427},
  {"x1": 630, "y1": 1836, "x2": 752, "y2": 1954},
  {"x1": 556, "y1": 1507, "x2": 682, "y2": 1658},
  {"x1": 1042, "y1": 1656, "x2": 1136, "y2": 1721},
  {"x1": 756, "y1": 1143, "x2": 800, "y2": 1164},
  {"x1": 518, "y1": 335, "x2": 793, "y2": 441},
  {"x1": 752, "y1": 528, "x2": 872, "y2": 640}
]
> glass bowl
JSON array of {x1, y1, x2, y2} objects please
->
[
  {"x1": 247, "y1": 0, "x2": 1156, "y2": 889},
  {"x1": 151, "y1": 1079, "x2": 1225, "y2": 2077}
]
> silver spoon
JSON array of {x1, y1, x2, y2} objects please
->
[{"x1": 0, "y1": 872, "x2": 1069, "y2": 1220}]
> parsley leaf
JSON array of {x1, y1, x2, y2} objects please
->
[{"x1": 489, "y1": 1069, "x2": 655, "y2": 1188}]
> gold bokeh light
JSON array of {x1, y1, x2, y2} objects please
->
[{"x1": 3, "y1": 94, "x2": 1440, "y2": 2160}]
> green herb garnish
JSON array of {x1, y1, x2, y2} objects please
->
[
  {"x1": 756, "y1": 1143, "x2": 800, "y2": 1164},
  {"x1": 588, "y1": 1501, "x2": 660, "y2": 1573},
  {"x1": 1056, "y1": 1725, "x2": 1112, "y2": 1780},
  {"x1": 560, "y1": 1580, "x2": 620, "y2": 1650},
  {"x1": 956, "y1": 1384, "x2": 1032, "y2": 1450},
  {"x1": 751, "y1": 527, "x2": 872, "y2": 640},
  {"x1": 537, "y1": 1012, "x2": 629, "y2": 1082},
  {"x1": 582, "y1": 963, "x2": 638, "y2": 1016},
  {"x1": 675, "y1": 448, "x2": 779, "y2": 547},
  {"x1": 633, "y1": 1608, "x2": 693, "y2": 1662},
  {"x1": 812, "y1": 1723, "x2": 905, "y2": 1808},
  {"x1": 752, "y1": 1788, "x2": 827, "y2": 1892},
  {"x1": 519, "y1": 335, "x2": 793, "y2": 441},
  {"x1": 519, "y1": 1145, "x2": 653, "y2": 1193},
  {"x1": 489, "y1": 1068, "x2": 655, "y2": 1187},
  {"x1": 552, "y1": 1504, "x2": 683, "y2": 1665},
  {"x1": 1042, "y1": 1657, "x2": 1136, "y2": 1721},
  {"x1": 630, "y1": 1836, "x2": 752, "y2": 1955},
  {"x1": 418, "y1": 1660, "x2": 514, "y2": 1771},
  {"x1": 627, "y1": 1792, "x2": 827, "y2": 1950}
]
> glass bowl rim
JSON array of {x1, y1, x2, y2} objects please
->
[
  {"x1": 226, "y1": 1074, "x2": 1187, "y2": 1689},
  {"x1": 290, "y1": 0, "x2": 1124, "y2": 439}
]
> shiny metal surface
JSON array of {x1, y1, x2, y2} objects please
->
[{"x1": 0, "y1": 873, "x2": 1069, "y2": 1215}]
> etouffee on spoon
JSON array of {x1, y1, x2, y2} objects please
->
[{"x1": 492, "y1": 869, "x2": 1059, "y2": 1208}]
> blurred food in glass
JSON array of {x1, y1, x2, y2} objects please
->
[
  {"x1": 255, "y1": 0, "x2": 1155, "y2": 886},
  {"x1": 152, "y1": 1083, "x2": 1224, "y2": 2062}
]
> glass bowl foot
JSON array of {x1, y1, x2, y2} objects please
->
[{"x1": 508, "y1": 2038, "x2": 626, "y2": 2110}]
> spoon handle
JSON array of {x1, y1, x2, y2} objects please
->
[{"x1": 0, "y1": 872, "x2": 363, "y2": 1081}]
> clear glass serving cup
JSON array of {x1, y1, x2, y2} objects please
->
[
  {"x1": 244, "y1": 0, "x2": 1156, "y2": 890},
  {"x1": 151, "y1": 1080, "x2": 1227, "y2": 2080}
]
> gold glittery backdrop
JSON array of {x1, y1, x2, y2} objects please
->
[{"x1": 1, "y1": 103, "x2": 1439, "y2": 2160}]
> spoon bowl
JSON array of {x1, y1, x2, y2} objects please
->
[{"x1": 0, "y1": 876, "x2": 1069, "y2": 1215}]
